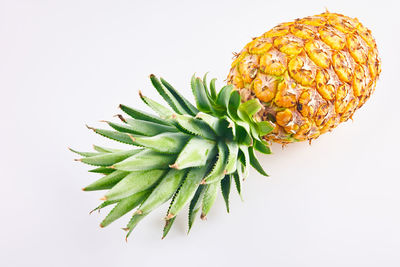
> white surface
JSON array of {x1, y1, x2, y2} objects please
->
[{"x1": 1, "y1": 0, "x2": 399, "y2": 266}]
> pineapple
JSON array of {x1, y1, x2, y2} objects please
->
[
  {"x1": 71, "y1": 12, "x2": 380, "y2": 239},
  {"x1": 227, "y1": 12, "x2": 381, "y2": 143}
]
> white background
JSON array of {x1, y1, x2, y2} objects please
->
[{"x1": 1, "y1": 0, "x2": 399, "y2": 266}]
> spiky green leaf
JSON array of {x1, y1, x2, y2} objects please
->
[
  {"x1": 201, "y1": 182, "x2": 219, "y2": 219},
  {"x1": 119, "y1": 104, "x2": 170, "y2": 125},
  {"x1": 150, "y1": 74, "x2": 188, "y2": 115},
  {"x1": 105, "y1": 169, "x2": 165, "y2": 201},
  {"x1": 173, "y1": 114, "x2": 216, "y2": 140},
  {"x1": 100, "y1": 189, "x2": 151, "y2": 227},
  {"x1": 167, "y1": 166, "x2": 209, "y2": 218},
  {"x1": 172, "y1": 137, "x2": 215, "y2": 169},
  {"x1": 188, "y1": 185, "x2": 206, "y2": 232},
  {"x1": 83, "y1": 170, "x2": 129, "y2": 191},
  {"x1": 89, "y1": 127, "x2": 136, "y2": 145},
  {"x1": 133, "y1": 132, "x2": 189, "y2": 154},
  {"x1": 139, "y1": 169, "x2": 187, "y2": 214},
  {"x1": 160, "y1": 77, "x2": 198, "y2": 115},
  {"x1": 248, "y1": 147, "x2": 268, "y2": 176},
  {"x1": 79, "y1": 150, "x2": 141, "y2": 167},
  {"x1": 113, "y1": 149, "x2": 176, "y2": 171},
  {"x1": 220, "y1": 175, "x2": 231, "y2": 213}
]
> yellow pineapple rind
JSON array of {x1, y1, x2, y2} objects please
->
[{"x1": 227, "y1": 12, "x2": 381, "y2": 143}]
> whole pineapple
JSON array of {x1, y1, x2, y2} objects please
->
[
  {"x1": 228, "y1": 12, "x2": 381, "y2": 143},
  {"x1": 71, "y1": 12, "x2": 380, "y2": 239}
]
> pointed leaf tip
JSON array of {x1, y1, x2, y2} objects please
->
[
  {"x1": 114, "y1": 114, "x2": 127, "y2": 123},
  {"x1": 169, "y1": 163, "x2": 179, "y2": 169},
  {"x1": 86, "y1": 124, "x2": 95, "y2": 131},
  {"x1": 165, "y1": 213, "x2": 174, "y2": 220}
]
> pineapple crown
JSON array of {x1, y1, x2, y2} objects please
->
[{"x1": 71, "y1": 74, "x2": 274, "y2": 239}]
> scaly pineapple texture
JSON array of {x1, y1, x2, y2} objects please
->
[{"x1": 227, "y1": 12, "x2": 381, "y2": 143}]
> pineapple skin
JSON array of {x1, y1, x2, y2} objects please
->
[{"x1": 227, "y1": 12, "x2": 381, "y2": 143}]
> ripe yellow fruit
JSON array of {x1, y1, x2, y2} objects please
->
[{"x1": 227, "y1": 12, "x2": 381, "y2": 143}]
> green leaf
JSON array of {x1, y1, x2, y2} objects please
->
[
  {"x1": 125, "y1": 213, "x2": 146, "y2": 239},
  {"x1": 256, "y1": 121, "x2": 274, "y2": 136},
  {"x1": 89, "y1": 199, "x2": 119, "y2": 214},
  {"x1": 204, "y1": 141, "x2": 228, "y2": 184},
  {"x1": 235, "y1": 123, "x2": 252, "y2": 146},
  {"x1": 172, "y1": 137, "x2": 216, "y2": 169},
  {"x1": 79, "y1": 150, "x2": 141, "y2": 166},
  {"x1": 227, "y1": 90, "x2": 241, "y2": 120},
  {"x1": 106, "y1": 121, "x2": 139, "y2": 134},
  {"x1": 201, "y1": 182, "x2": 219, "y2": 219},
  {"x1": 248, "y1": 147, "x2": 268, "y2": 176},
  {"x1": 139, "y1": 169, "x2": 187, "y2": 214},
  {"x1": 88, "y1": 167, "x2": 115, "y2": 174},
  {"x1": 167, "y1": 165, "x2": 209, "y2": 218},
  {"x1": 233, "y1": 172, "x2": 242, "y2": 199},
  {"x1": 69, "y1": 148, "x2": 100, "y2": 157},
  {"x1": 162, "y1": 216, "x2": 176, "y2": 239},
  {"x1": 188, "y1": 185, "x2": 206, "y2": 232},
  {"x1": 173, "y1": 114, "x2": 216, "y2": 140},
  {"x1": 105, "y1": 169, "x2": 166, "y2": 201},
  {"x1": 83, "y1": 170, "x2": 129, "y2": 191},
  {"x1": 225, "y1": 141, "x2": 239, "y2": 174},
  {"x1": 160, "y1": 77, "x2": 198, "y2": 115},
  {"x1": 216, "y1": 85, "x2": 234, "y2": 110},
  {"x1": 237, "y1": 161, "x2": 247, "y2": 181},
  {"x1": 88, "y1": 127, "x2": 136, "y2": 145},
  {"x1": 92, "y1": 145, "x2": 121, "y2": 153},
  {"x1": 239, "y1": 99, "x2": 262, "y2": 117},
  {"x1": 196, "y1": 113, "x2": 231, "y2": 137},
  {"x1": 239, "y1": 146, "x2": 250, "y2": 179},
  {"x1": 150, "y1": 74, "x2": 188, "y2": 115},
  {"x1": 209, "y1": 78, "x2": 217, "y2": 99},
  {"x1": 133, "y1": 132, "x2": 189, "y2": 154},
  {"x1": 113, "y1": 149, "x2": 177, "y2": 171},
  {"x1": 220, "y1": 175, "x2": 231, "y2": 213},
  {"x1": 191, "y1": 76, "x2": 212, "y2": 113},
  {"x1": 100, "y1": 189, "x2": 151, "y2": 227},
  {"x1": 119, "y1": 104, "x2": 171, "y2": 126},
  {"x1": 125, "y1": 118, "x2": 178, "y2": 136},
  {"x1": 254, "y1": 140, "x2": 271, "y2": 154},
  {"x1": 140, "y1": 93, "x2": 173, "y2": 118}
]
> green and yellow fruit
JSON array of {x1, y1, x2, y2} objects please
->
[
  {"x1": 71, "y1": 12, "x2": 380, "y2": 239},
  {"x1": 227, "y1": 12, "x2": 381, "y2": 143}
]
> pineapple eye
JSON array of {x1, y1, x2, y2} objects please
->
[
  {"x1": 347, "y1": 34, "x2": 368, "y2": 64},
  {"x1": 288, "y1": 56, "x2": 316, "y2": 86},
  {"x1": 304, "y1": 40, "x2": 331, "y2": 68},
  {"x1": 274, "y1": 35, "x2": 304, "y2": 55},
  {"x1": 275, "y1": 108, "x2": 293, "y2": 127},
  {"x1": 315, "y1": 69, "x2": 336, "y2": 101},
  {"x1": 319, "y1": 27, "x2": 346, "y2": 50},
  {"x1": 332, "y1": 51, "x2": 353, "y2": 83},
  {"x1": 259, "y1": 49, "x2": 287, "y2": 76},
  {"x1": 248, "y1": 37, "x2": 273, "y2": 55},
  {"x1": 253, "y1": 73, "x2": 278, "y2": 103},
  {"x1": 274, "y1": 80, "x2": 297, "y2": 108},
  {"x1": 290, "y1": 24, "x2": 315, "y2": 39},
  {"x1": 238, "y1": 54, "x2": 259, "y2": 84},
  {"x1": 352, "y1": 64, "x2": 366, "y2": 97}
]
